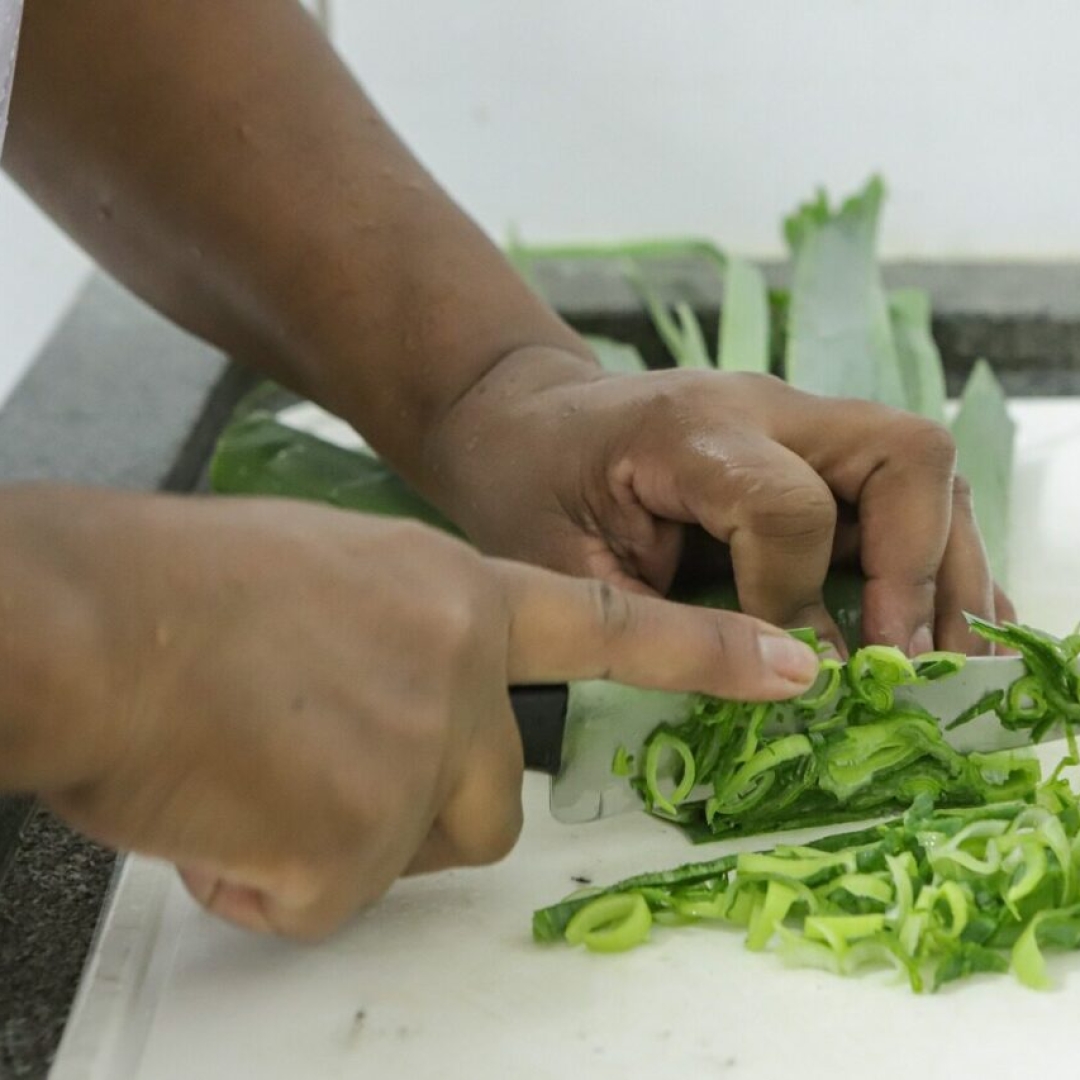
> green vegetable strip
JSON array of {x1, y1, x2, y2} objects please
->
[
  {"x1": 783, "y1": 176, "x2": 906, "y2": 409},
  {"x1": 888, "y1": 289, "x2": 948, "y2": 422},
  {"x1": 718, "y1": 257, "x2": 770, "y2": 374},
  {"x1": 951, "y1": 359, "x2": 1015, "y2": 584}
]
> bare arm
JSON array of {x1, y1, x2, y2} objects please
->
[{"x1": 4, "y1": 0, "x2": 595, "y2": 495}]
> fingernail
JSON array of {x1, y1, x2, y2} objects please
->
[
  {"x1": 759, "y1": 634, "x2": 820, "y2": 687},
  {"x1": 908, "y1": 625, "x2": 934, "y2": 657}
]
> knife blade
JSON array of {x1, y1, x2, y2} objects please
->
[{"x1": 510, "y1": 656, "x2": 1065, "y2": 825}]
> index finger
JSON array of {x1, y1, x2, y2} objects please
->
[{"x1": 493, "y1": 558, "x2": 819, "y2": 700}]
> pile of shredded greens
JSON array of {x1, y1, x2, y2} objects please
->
[
  {"x1": 620, "y1": 618, "x2": 1072, "y2": 843},
  {"x1": 535, "y1": 619, "x2": 1080, "y2": 991}
]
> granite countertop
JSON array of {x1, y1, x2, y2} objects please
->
[
  {"x1": 3, "y1": 263, "x2": 1080, "y2": 1080},
  {"x1": 0, "y1": 275, "x2": 247, "y2": 1080}
]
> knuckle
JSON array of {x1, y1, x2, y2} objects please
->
[
  {"x1": 588, "y1": 578, "x2": 635, "y2": 640},
  {"x1": 428, "y1": 584, "x2": 487, "y2": 662},
  {"x1": 896, "y1": 417, "x2": 957, "y2": 474},
  {"x1": 722, "y1": 370, "x2": 785, "y2": 397},
  {"x1": 744, "y1": 481, "x2": 837, "y2": 542},
  {"x1": 951, "y1": 472, "x2": 974, "y2": 507}
]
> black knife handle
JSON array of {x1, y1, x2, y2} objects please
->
[{"x1": 509, "y1": 684, "x2": 568, "y2": 776}]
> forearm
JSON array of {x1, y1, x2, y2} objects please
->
[{"x1": 4, "y1": 0, "x2": 596, "y2": 502}]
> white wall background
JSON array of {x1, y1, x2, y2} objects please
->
[
  {"x1": 4, "y1": 0, "x2": 1080, "y2": 397},
  {"x1": 337, "y1": 0, "x2": 1080, "y2": 257}
]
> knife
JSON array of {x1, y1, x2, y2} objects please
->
[{"x1": 510, "y1": 656, "x2": 1063, "y2": 825}]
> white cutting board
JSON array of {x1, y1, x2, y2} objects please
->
[{"x1": 51, "y1": 399, "x2": 1080, "y2": 1080}]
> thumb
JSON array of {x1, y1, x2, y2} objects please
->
[{"x1": 494, "y1": 559, "x2": 819, "y2": 700}]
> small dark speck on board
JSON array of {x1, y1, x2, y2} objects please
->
[
  {"x1": 346, "y1": 1009, "x2": 366, "y2": 1046},
  {"x1": 571, "y1": 875, "x2": 592, "y2": 885}
]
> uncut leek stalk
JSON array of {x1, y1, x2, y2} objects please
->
[
  {"x1": 888, "y1": 288, "x2": 947, "y2": 424},
  {"x1": 951, "y1": 359, "x2": 1015, "y2": 583},
  {"x1": 783, "y1": 177, "x2": 906, "y2": 409},
  {"x1": 718, "y1": 257, "x2": 771, "y2": 374}
]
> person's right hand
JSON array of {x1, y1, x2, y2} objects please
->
[{"x1": 1, "y1": 487, "x2": 818, "y2": 940}]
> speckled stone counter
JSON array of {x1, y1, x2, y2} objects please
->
[
  {"x1": 0, "y1": 274, "x2": 246, "y2": 1080},
  {"x1": 3, "y1": 263, "x2": 1080, "y2": 1079}
]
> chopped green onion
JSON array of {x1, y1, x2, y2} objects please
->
[
  {"x1": 611, "y1": 747, "x2": 635, "y2": 777},
  {"x1": 565, "y1": 893, "x2": 653, "y2": 954},
  {"x1": 643, "y1": 732, "x2": 697, "y2": 817}
]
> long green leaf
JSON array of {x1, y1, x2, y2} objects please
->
[
  {"x1": 951, "y1": 359, "x2": 1015, "y2": 583},
  {"x1": 626, "y1": 266, "x2": 713, "y2": 369},
  {"x1": 718, "y1": 256, "x2": 770, "y2": 373},
  {"x1": 888, "y1": 289, "x2": 947, "y2": 422},
  {"x1": 506, "y1": 236, "x2": 727, "y2": 279},
  {"x1": 210, "y1": 411, "x2": 457, "y2": 532},
  {"x1": 783, "y1": 177, "x2": 905, "y2": 408}
]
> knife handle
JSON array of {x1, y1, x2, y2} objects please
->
[{"x1": 509, "y1": 684, "x2": 568, "y2": 777}]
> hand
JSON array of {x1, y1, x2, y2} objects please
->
[
  {"x1": 3, "y1": 487, "x2": 818, "y2": 939},
  {"x1": 430, "y1": 349, "x2": 1009, "y2": 655}
]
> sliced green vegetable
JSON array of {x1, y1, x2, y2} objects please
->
[
  {"x1": 611, "y1": 746, "x2": 635, "y2": 777},
  {"x1": 625, "y1": 618, "x2": 1054, "y2": 843},
  {"x1": 565, "y1": 892, "x2": 652, "y2": 953},
  {"x1": 536, "y1": 773, "x2": 1080, "y2": 993},
  {"x1": 643, "y1": 731, "x2": 697, "y2": 816}
]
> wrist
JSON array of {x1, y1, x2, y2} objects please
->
[
  {"x1": 417, "y1": 343, "x2": 607, "y2": 525},
  {"x1": 0, "y1": 485, "x2": 136, "y2": 794}
]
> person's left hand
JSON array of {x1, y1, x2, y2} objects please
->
[{"x1": 427, "y1": 347, "x2": 1011, "y2": 656}]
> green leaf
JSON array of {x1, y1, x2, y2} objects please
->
[
  {"x1": 210, "y1": 411, "x2": 457, "y2": 532},
  {"x1": 951, "y1": 359, "x2": 1015, "y2": 584},
  {"x1": 783, "y1": 176, "x2": 906, "y2": 408},
  {"x1": 506, "y1": 236, "x2": 727, "y2": 278},
  {"x1": 627, "y1": 266, "x2": 713, "y2": 369},
  {"x1": 888, "y1": 289, "x2": 947, "y2": 422},
  {"x1": 718, "y1": 257, "x2": 770, "y2": 374}
]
